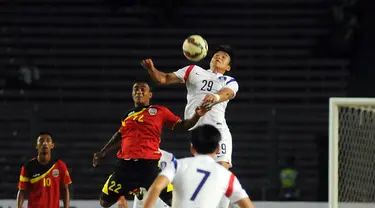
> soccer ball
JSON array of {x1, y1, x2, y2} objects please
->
[{"x1": 182, "y1": 35, "x2": 208, "y2": 62}]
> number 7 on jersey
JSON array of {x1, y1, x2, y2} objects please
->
[{"x1": 190, "y1": 169, "x2": 211, "y2": 201}]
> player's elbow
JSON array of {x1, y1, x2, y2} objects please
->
[
  {"x1": 163, "y1": 73, "x2": 182, "y2": 85},
  {"x1": 227, "y1": 92, "x2": 235, "y2": 100},
  {"x1": 158, "y1": 74, "x2": 171, "y2": 85},
  {"x1": 63, "y1": 186, "x2": 70, "y2": 193},
  {"x1": 220, "y1": 89, "x2": 235, "y2": 100},
  {"x1": 153, "y1": 76, "x2": 168, "y2": 85},
  {"x1": 158, "y1": 78, "x2": 168, "y2": 85}
]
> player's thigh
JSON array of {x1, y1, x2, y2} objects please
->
[
  {"x1": 215, "y1": 129, "x2": 233, "y2": 165},
  {"x1": 100, "y1": 169, "x2": 139, "y2": 204},
  {"x1": 138, "y1": 159, "x2": 160, "y2": 188},
  {"x1": 100, "y1": 173, "x2": 125, "y2": 205}
]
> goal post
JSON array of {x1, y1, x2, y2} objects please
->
[{"x1": 329, "y1": 98, "x2": 375, "y2": 208}]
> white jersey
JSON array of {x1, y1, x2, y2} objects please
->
[
  {"x1": 174, "y1": 65, "x2": 239, "y2": 130},
  {"x1": 160, "y1": 155, "x2": 248, "y2": 208},
  {"x1": 159, "y1": 149, "x2": 176, "y2": 170}
]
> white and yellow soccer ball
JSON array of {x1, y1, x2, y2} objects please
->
[{"x1": 182, "y1": 35, "x2": 208, "y2": 62}]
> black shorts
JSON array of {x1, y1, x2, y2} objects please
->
[{"x1": 100, "y1": 158, "x2": 172, "y2": 205}]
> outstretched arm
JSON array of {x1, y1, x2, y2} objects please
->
[
  {"x1": 93, "y1": 131, "x2": 122, "y2": 167},
  {"x1": 141, "y1": 59, "x2": 183, "y2": 85},
  {"x1": 173, "y1": 106, "x2": 210, "y2": 130},
  {"x1": 173, "y1": 113, "x2": 201, "y2": 131},
  {"x1": 100, "y1": 131, "x2": 122, "y2": 154}
]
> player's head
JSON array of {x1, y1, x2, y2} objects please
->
[
  {"x1": 36, "y1": 132, "x2": 54, "y2": 154},
  {"x1": 210, "y1": 45, "x2": 233, "y2": 74},
  {"x1": 132, "y1": 79, "x2": 152, "y2": 106},
  {"x1": 189, "y1": 124, "x2": 221, "y2": 155}
]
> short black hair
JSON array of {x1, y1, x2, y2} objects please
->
[
  {"x1": 213, "y1": 45, "x2": 234, "y2": 66},
  {"x1": 39, "y1": 132, "x2": 52, "y2": 138},
  {"x1": 189, "y1": 124, "x2": 221, "y2": 154},
  {"x1": 133, "y1": 79, "x2": 153, "y2": 92}
]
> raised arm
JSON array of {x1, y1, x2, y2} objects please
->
[
  {"x1": 141, "y1": 59, "x2": 183, "y2": 85},
  {"x1": 93, "y1": 131, "x2": 122, "y2": 167}
]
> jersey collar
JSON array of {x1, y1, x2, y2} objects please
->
[
  {"x1": 208, "y1": 69, "x2": 223, "y2": 76},
  {"x1": 134, "y1": 105, "x2": 151, "y2": 112},
  {"x1": 196, "y1": 154, "x2": 216, "y2": 161}
]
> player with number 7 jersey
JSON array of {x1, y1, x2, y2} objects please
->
[{"x1": 144, "y1": 125, "x2": 253, "y2": 208}]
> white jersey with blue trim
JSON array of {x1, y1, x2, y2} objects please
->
[
  {"x1": 159, "y1": 155, "x2": 248, "y2": 208},
  {"x1": 159, "y1": 149, "x2": 176, "y2": 170},
  {"x1": 174, "y1": 65, "x2": 239, "y2": 130}
]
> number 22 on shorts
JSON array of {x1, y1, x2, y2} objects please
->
[
  {"x1": 190, "y1": 169, "x2": 211, "y2": 201},
  {"x1": 108, "y1": 181, "x2": 122, "y2": 193}
]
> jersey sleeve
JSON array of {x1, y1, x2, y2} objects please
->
[
  {"x1": 59, "y1": 161, "x2": 72, "y2": 185},
  {"x1": 173, "y1": 65, "x2": 195, "y2": 83},
  {"x1": 159, "y1": 149, "x2": 175, "y2": 170},
  {"x1": 225, "y1": 174, "x2": 248, "y2": 203},
  {"x1": 223, "y1": 77, "x2": 239, "y2": 98},
  {"x1": 118, "y1": 118, "x2": 125, "y2": 133},
  {"x1": 162, "y1": 107, "x2": 182, "y2": 130},
  {"x1": 159, "y1": 159, "x2": 178, "y2": 183},
  {"x1": 18, "y1": 166, "x2": 29, "y2": 190}
]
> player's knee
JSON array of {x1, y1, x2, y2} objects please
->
[
  {"x1": 218, "y1": 161, "x2": 231, "y2": 169},
  {"x1": 100, "y1": 199, "x2": 113, "y2": 208}
]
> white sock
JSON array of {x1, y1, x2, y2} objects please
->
[
  {"x1": 132, "y1": 188, "x2": 170, "y2": 208},
  {"x1": 217, "y1": 196, "x2": 230, "y2": 208}
]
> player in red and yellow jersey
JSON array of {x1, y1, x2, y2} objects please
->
[
  {"x1": 93, "y1": 80, "x2": 210, "y2": 208},
  {"x1": 17, "y1": 132, "x2": 72, "y2": 208}
]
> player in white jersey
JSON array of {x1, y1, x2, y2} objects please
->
[
  {"x1": 117, "y1": 149, "x2": 176, "y2": 208},
  {"x1": 141, "y1": 45, "x2": 238, "y2": 169},
  {"x1": 143, "y1": 124, "x2": 253, "y2": 208},
  {"x1": 141, "y1": 46, "x2": 237, "y2": 208}
]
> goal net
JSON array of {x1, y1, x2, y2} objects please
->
[{"x1": 329, "y1": 98, "x2": 375, "y2": 208}]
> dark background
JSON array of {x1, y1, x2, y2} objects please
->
[{"x1": 0, "y1": 0, "x2": 373, "y2": 201}]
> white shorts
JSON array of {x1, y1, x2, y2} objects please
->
[{"x1": 214, "y1": 127, "x2": 233, "y2": 167}]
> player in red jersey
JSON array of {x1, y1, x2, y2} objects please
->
[
  {"x1": 17, "y1": 132, "x2": 72, "y2": 208},
  {"x1": 93, "y1": 80, "x2": 210, "y2": 208}
]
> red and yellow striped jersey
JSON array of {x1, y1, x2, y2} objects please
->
[
  {"x1": 18, "y1": 158, "x2": 72, "y2": 208},
  {"x1": 117, "y1": 105, "x2": 181, "y2": 160}
]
